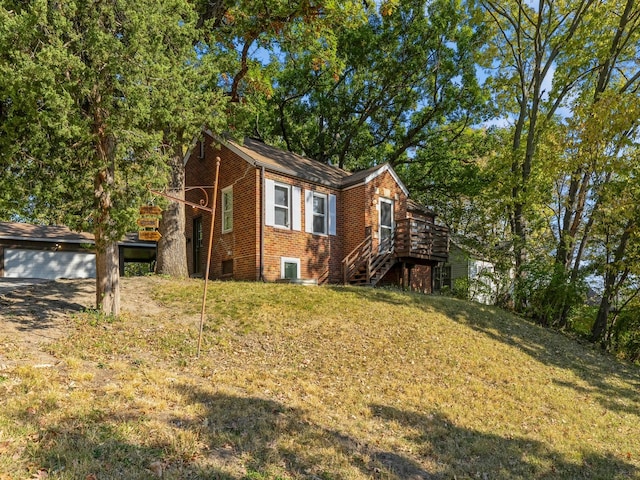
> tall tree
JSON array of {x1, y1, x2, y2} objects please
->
[
  {"x1": 0, "y1": 0, "x2": 209, "y2": 314},
  {"x1": 544, "y1": 0, "x2": 640, "y2": 327},
  {"x1": 589, "y1": 150, "x2": 640, "y2": 344},
  {"x1": 154, "y1": 0, "x2": 370, "y2": 276},
  {"x1": 481, "y1": 0, "x2": 597, "y2": 309},
  {"x1": 258, "y1": 0, "x2": 487, "y2": 171}
]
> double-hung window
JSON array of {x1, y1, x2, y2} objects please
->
[
  {"x1": 265, "y1": 179, "x2": 301, "y2": 231},
  {"x1": 312, "y1": 192, "x2": 327, "y2": 235},
  {"x1": 305, "y1": 190, "x2": 336, "y2": 236},
  {"x1": 222, "y1": 186, "x2": 233, "y2": 233},
  {"x1": 274, "y1": 184, "x2": 290, "y2": 228}
]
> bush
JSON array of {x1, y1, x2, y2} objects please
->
[
  {"x1": 124, "y1": 262, "x2": 155, "y2": 277},
  {"x1": 610, "y1": 307, "x2": 640, "y2": 364}
]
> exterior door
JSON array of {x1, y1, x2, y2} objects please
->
[{"x1": 379, "y1": 198, "x2": 394, "y2": 251}]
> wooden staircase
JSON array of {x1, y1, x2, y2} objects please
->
[{"x1": 342, "y1": 230, "x2": 397, "y2": 287}]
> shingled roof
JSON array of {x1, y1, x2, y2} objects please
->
[
  {"x1": 0, "y1": 222, "x2": 155, "y2": 247},
  {"x1": 0, "y1": 222, "x2": 94, "y2": 244},
  {"x1": 224, "y1": 137, "x2": 350, "y2": 188},
  {"x1": 212, "y1": 135, "x2": 408, "y2": 194}
]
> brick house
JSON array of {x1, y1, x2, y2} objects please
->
[{"x1": 184, "y1": 133, "x2": 448, "y2": 292}]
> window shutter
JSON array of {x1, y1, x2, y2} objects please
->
[
  {"x1": 304, "y1": 189, "x2": 313, "y2": 233},
  {"x1": 329, "y1": 194, "x2": 337, "y2": 235},
  {"x1": 265, "y1": 179, "x2": 275, "y2": 226},
  {"x1": 292, "y1": 186, "x2": 301, "y2": 231}
]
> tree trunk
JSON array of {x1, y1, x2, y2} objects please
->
[
  {"x1": 95, "y1": 230, "x2": 121, "y2": 315},
  {"x1": 157, "y1": 142, "x2": 188, "y2": 277},
  {"x1": 93, "y1": 133, "x2": 120, "y2": 315},
  {"x1": 590, "y1": 219, "x2": 634, "y2": 344}
]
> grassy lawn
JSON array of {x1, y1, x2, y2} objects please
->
[{"x1": 1, "y1": 277, "x2": 639, "y2": 479}]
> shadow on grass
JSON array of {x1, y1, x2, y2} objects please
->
[
  {"x1": 341, "y1": 286, "x2": 640, "y2": 418},
  {"x1": 433, "y1": 297, "x2": 640, "y2": 418},
  {"x1": 370, "y1": 404, "x2": 637, "y2": 479},
  {"x1": 23, "y1": 387, "x2": 638, "y2": 479},
  {"x1": 0, "y1": 279, "x2": 93, "y2": 330}
]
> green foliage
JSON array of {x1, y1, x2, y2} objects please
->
[
  {"x1": 567, "y1": 304, "x2": 597, "y2": 338},
  {"x1": 452, "y1": 277, "x2": 470, "y2": 300},
  {"x1": 124, "y1": 262, "x2": 155, "y2": 277},
  {"x1": 610, "y1": 307, "x2": 640, "y2": 364},
  {"x1": 0, "y1": 0, "x2": 213, "y2": 236},
  {"x1": 255, "y1": 0, "x2": 489, "y2": 170}
]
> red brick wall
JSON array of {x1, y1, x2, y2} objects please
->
[
  {"x1": 262, "y1": 171, "x2": 344, "y2": 283},
  {"x1": 342, "y1": 184, "x2": 367, "y2": 263},
  {"x1": 410, "y1": 264, "x2": 432, "y2": 294},
  {"x1": 364, "y1": 169, "x2": 408, "y2": 252},
  {"x1": 377, "y1": 263, "x2": 432, "y2": 293},
  {"x1": 185, "y1": 136, "x2": 259, "y2": 281},
  {"x1": 185, "y1": 140, "x2": 421, "y2": 288}
]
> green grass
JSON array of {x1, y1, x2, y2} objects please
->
[{"x1": 1, "y1": 277, "x2": 639, "y2": 479}]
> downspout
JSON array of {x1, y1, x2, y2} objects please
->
[{"x1": 259, "y1": 165, "x2": 265, "y2": 281}]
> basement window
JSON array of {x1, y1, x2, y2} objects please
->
[
  {"x1": 280, "y1": 257, "x2": 300, "y2": 280},
  {"x1": 222, "y1": 259, "x2": 233, "y2": 276}
]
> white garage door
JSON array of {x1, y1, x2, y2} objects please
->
[{"x1": 4, "y1": 248, "x2": 96, "y2": 279}]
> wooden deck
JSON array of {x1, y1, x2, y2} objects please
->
[
  {"x1": 394, "y1": 218, "x2": 449, "y2": 263},
  {"x1": 342, "y1": 219, "x2": 449, "y2": 285}
]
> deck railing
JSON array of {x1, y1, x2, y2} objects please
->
[
  {"x1": 342, "y1": 220, "x2": 449, "y2": 285},
  {"x1": 394, "y1": 218, "x2": 449, "y2": 262}
]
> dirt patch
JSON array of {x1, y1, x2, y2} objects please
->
[{"x1": 0, "y1": 277, "x2": 162, "y2": 368}]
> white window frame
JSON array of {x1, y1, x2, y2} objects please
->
[
  {"x1": 379, "y1": 197, "x2": 394, "y2": 248},
  {"x1": 274, "y1": 183, "x2": 291, "y2": 229},
  {"x1": 305, "y1": 190, "x2": 337, "y2": 236},
  {"x1": 312, "y1": 192, "x2": 327, "y2": 235},
  {"x1": 265, "y1": 180, "x2": 301, "y2": 231},
  {"x1": 280, "y1": 257, "x2": 300, "y2": 279},
  {"x1": 221, "y1": 185, "x2": 233, "y2": 233}
]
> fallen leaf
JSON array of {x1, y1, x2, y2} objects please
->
[{"x1": 148, "y1": 461, "x2": 163, "y2": 477}]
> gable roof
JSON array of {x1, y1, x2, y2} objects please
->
[
  {"x1": 341, "y1": 163, "x2": 409, "y2": 196},
  {"x1": 226, "y1": 137, "x2": 350, "y2": 188},
  {"x1": 194, "y1": 132, "x2": 409, "y2": 194}
]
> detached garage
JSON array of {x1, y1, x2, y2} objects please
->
[
  {"x1": 4, "y1": 249, "x2": 96, "y2": 279},
  {"x1": 0, "y1": 222, "x2": 156, "y2": 279}
]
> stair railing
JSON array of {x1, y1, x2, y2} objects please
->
[
  {"x1": 342, "y1": 227, "x2": 373, "y2": 284},
  {"x1": 342, "y1": 228, "x2": 400, "y2": 285},
  {"x1": 369, "y1": 234, "x2": 396, "y2": 285}
]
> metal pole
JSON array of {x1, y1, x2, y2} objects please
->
[{"x1": 197, "y1": 156, "x2": 221, "y2": 358}]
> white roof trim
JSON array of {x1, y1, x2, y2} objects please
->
[{"x1": 365, "y1": 164, "x2": 409, "y2": 196}]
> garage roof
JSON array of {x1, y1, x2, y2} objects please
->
[
  {"x1": 0, "y1": 222, "x2": 155, "y2": 248},
  {"x1": 0, "y1": 222, "x2": 94, "y2": 244}
]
